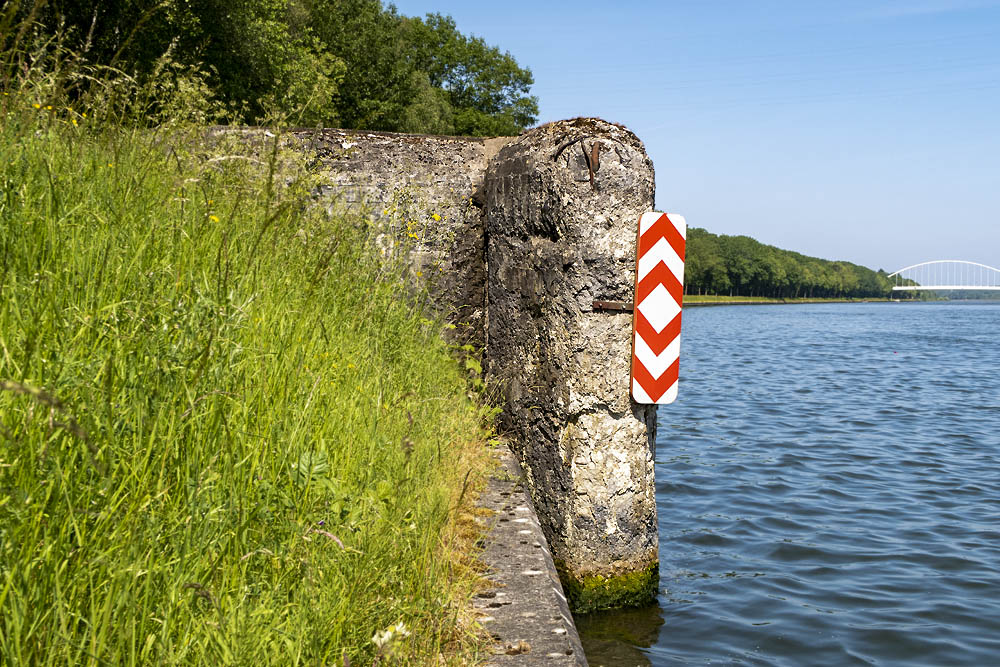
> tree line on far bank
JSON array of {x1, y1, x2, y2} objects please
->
[
  {"x1": 685, "y1": 227, "x2": 896, "y2": 299},
  {"x1": 8, "y1": 0, "x2": 538, "y2": 135}
]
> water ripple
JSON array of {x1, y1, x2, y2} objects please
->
[{"x1": 580, "y1": 303, "x2": 1000, "y2": 666}]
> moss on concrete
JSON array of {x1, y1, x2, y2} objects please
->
[{"x1": 555, "y1": 560, "x2": 658, "y2": 614}]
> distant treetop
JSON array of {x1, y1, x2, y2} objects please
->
[
  {"x1": 685, "y1": 227, "x2": 894, "y2": 299},
  {"x1": 11, "y1": 0, "x2": 539, "y2": 135}
]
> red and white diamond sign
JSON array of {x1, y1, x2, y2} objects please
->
[{"x1": 631, "y1": 212, "x2": 686, "y2": 404}]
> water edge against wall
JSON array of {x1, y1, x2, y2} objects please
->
[{"x1": 578, "y1": 302, "x2": 1000, "y2": 666}]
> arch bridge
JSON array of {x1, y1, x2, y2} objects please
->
[{"x1": 887, "y1": 260, "x2": 1000, "y2": 291}]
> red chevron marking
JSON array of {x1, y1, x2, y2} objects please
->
[
  {"x1": 635, "y1": 311, "x2": 682, "y2": 356},
  {"x1": 636, "y1": 260, "x2": 684, "y2": 305},
  {"x1": 639, "y1": 213, "x2": 686, "y2": 261},
  {"x1": 632, "y1": 353, "x2": 680, "y2": 402}
]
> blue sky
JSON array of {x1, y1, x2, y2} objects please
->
[{"x1": 389, "y1": 0, "x2": 999, "y2": 272}]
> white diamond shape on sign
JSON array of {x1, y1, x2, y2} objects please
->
[{"x1": 637, "y1": 283, "x2": 680, "y2": 333}]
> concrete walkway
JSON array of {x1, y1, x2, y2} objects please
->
[{"x1": 474, "y1": 444, "x2": 588, "y2": 666}]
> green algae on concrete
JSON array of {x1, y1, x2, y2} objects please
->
[{"x1": 555, "y1": 560, "x2": 659, "y2": 614}]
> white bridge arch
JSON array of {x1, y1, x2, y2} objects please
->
[{"x1": 887, "y1": 260, "x2": 1000, "y2": 291}]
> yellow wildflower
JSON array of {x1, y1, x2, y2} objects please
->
[
  {"x1": 32, "y1": 103, "x2": 40, "y2": 109},
  {"x1": 431, "y1": 213, "x2": 441, "y2": 221},
  {"x1": 209, "y1": 215, "x2": 220, "y2": 223}
]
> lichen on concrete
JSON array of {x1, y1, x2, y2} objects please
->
[
  {"x1": 289, "y1": 128, "x2": 511, "y2": 347},
  {"x1": 555, "y1": 561, "x2": 659, "y2": 614}
]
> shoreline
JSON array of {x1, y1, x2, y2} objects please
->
[
  {"x1": 681, "y1": 298, "x2": 994, "y2": 307},
  {"x1": 683, "y1": 298, "x2": 888, "y2": 307}
]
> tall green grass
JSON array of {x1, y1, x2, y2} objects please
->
[{"x1": 0, "y1": 45, "x2": 492, "y2": 665}]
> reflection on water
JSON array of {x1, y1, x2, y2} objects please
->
[
  {"x1": 576, "y1": 604, "x2": 663, "y2": 667},
  {"x1": 576, "y1": 303, "x2": 1000, "y2": 665}
]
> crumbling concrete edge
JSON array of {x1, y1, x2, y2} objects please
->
[{"x1": 474, "y1": 442, "x2": 588, "y2": 666}]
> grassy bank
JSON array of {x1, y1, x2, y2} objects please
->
[{"x1": 0, "y1": 70, "x2": 492, "y2": 664}]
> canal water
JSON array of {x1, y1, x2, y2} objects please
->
[{"x1": 578, "y1": 302, "x2": 1000, "y2": 666}]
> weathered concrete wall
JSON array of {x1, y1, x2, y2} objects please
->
[
  {"x1": 280, "y1": 121, "x2": 659, "y2": 612},
  {"x1": 483, "y1": 119, "x2": 659, "y2": 612},
  {"x1": 287, "y1": 129, "x2": 510, "y2": 346}
]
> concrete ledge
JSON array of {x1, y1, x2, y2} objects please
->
[{"x1": 474, "y1": 443, "x2": 588, "y2": 665}]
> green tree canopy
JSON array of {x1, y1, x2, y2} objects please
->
[
  {"x1": 397, "y1": 12, "x2": 537, "y2": 135},
  {"x1": 685, "y1": 227, "x2": 892, "y2": 299},
  {"x1": 10, "y1": 0, "x2": 539, "y2": 134}
]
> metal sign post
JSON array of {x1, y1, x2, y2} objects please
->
[{"x1": 631, "y1": 212, "x2": 686, "y2": 404}]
